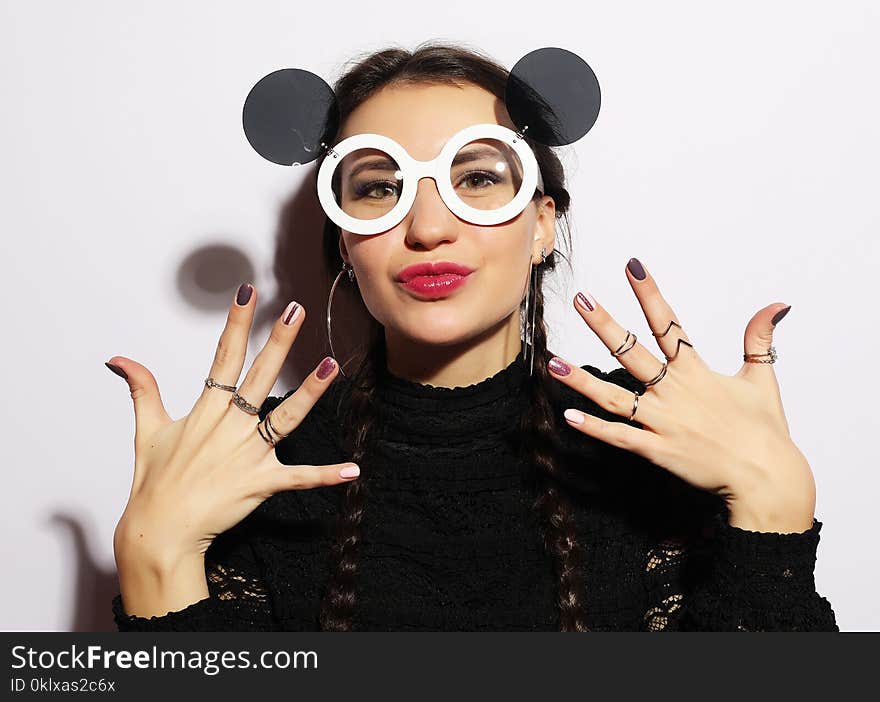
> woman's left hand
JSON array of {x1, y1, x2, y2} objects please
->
[{"x1": 548, "y1": 257, "x2": 816, "y2": 534}]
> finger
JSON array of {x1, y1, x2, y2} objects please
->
[
  {"x1": 256, "y1": 459, "x2": 361, "y2": 495},
  {"x1": 623, "y1": 257, "x2": 698, "y2": 365},
  {"x1": 244, "y1": 355, "x2": 340, "y2": 451},
  {"x1": 739, "y1": 302, "x2": 789, "y2": 382},
  {"x1": 222, "y1": 298, "x2": 306, "y2": 430},
  {"x1": 199, "y1": 283, "x2": 258, "y2": 410},
  {"x1": 561, "y1": 406, "x2": 664, "y2": 460},
  {"x1": 177, "y1": 284, "x2": 262, "y2": 457},
  {"x1": 105, "y1": 356, "x2": 173, "y2": 447},
  {"x1": 547, "y1": 356, "x2": 663, "y2": 431},
  {"x1": 562, "y1": 406, "x2": 706, "y2": 489},
  {"x1": 571, "y1": 285, "x2": 668, "y2": 387}
]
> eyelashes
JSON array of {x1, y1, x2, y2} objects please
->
[{"x1": 350, "y1": 170, "x2": 505, "y2": 201}]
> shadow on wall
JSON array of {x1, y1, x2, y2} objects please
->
[
  {"x1": 83, "y1": 172, "x2": 373, "y2": 631},
  {"x1": 50, "y1": 514, "x2": 120, "y2": 632},
  {"x1": 175, "y1": 168, "x2": 372, "y2": 389}
]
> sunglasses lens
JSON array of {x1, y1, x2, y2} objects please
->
[
  {"x1": 333, "y1": 147, "x2": 403, "y2": 221},
  {"x1": 449, "y1": 138, "x2": 523, "y2": 212}
]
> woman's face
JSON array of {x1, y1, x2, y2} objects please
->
[{"x1": 336, "y1": 81, "x2": 556, "y2": 350}]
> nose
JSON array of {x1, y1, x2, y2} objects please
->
[{"x1": 403, "y1": 176, "x2": 459, "y2": 250}]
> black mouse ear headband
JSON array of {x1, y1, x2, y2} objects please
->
[{"x1": 241, "y1": 47, "x2": 601, "y2": 234}]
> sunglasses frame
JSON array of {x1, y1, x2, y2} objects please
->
[{"x1": 316, "y1": 123, "x2": 545, "y2": 235}]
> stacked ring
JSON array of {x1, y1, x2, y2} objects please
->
[
  {"x1": 744, "y1": 346, "x2": 778, "y2": 364},
  {"x1": 257, "y1": 411, "x2": 288, "y2": 447}
]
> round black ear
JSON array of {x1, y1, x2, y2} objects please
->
[
  {"x1": 506, "y1": 47, "x2": 601, "y2": 147},
  {"x1": 242, "y1": 68, "x2": 339, "y2": 166}
]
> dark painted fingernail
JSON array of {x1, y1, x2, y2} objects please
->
[
  {"x1": 105, "y1": 362, "x2": 128, "y2": 380},
  {"x1": 548, "y1": 356, "x2": 571, "y2": 376},
  {"x1": 771, "y1": 305, "x2": 792, "y2": 326},
  {"x1": 316, "y1": 356, "x2": 337, "y2": 380},
  {"x1": 627, "y1": 258, "x2": 646, "y2": 280},
  {"x1": 236, "y1": 283, "x2": 253, "y2": 306}
]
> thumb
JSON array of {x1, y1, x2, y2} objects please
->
[
  {"x1": 738, "y1": 303, "x2": 791, "y2": 381},
  {"x1": 105, "y1": 356, "x2": 172, "y2": 442}
]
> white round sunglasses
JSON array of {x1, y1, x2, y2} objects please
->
[{"x1": 317, "y1": 123, "x2": 545, "y2": 236}]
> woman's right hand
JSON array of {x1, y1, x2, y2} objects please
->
[{"x1": 109, "y1": 283, "x2": 359, "y2": 574}]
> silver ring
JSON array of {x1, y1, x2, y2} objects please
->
[
  {"x1": 205, "y1": 377, "x2": 236, "y2": 392},
  {"x1": 231, "y1": 391, "x2": 260, "y2": 415},
  {"x1": 650, "y1": 320, "x2": 695, "y2": 361},
  {"x1": 257, "y1": 410, "x2": 290, "y2": 447},
  {"x1": 642, "y1": 362, "x2": 668, "y2": 388},
  {"x1": 256, "y1": 418, "x2": 275, "y2": 446},
  {"x1": 651, "y1": 320, "x2": 681, "y2": 338},
  {"x1": 611, "y1": 330, "x2": 637, "y2": 357},
  {"x1": 267, "y1": 412, "x2": 287, "y2": 444}
]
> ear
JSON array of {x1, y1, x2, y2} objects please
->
[
  {"x1": 338, "y1": 231, "x2": 350, "y2": 265},
  {"x1": 533, "y1": 195, "x2": 556, "y2": 258}
]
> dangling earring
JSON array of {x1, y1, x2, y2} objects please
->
[
  {"x1": 523, "y1": 246, "x2": 547, "y2": 377},
  {"x1": 327, "y1": 261, "x2": 356, "y2": 379}
]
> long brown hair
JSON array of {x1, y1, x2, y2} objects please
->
[{"x1": 315, "y1": 41, "x2": 588, "y2": 631}]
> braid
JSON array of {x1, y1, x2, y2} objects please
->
[
  {"x1": 521, "y1": 266, "x2": 590, "y2": 631},
  {"x1": 317, "y1": 326, "x2": 384, "y2": 631},
  {"x1": 311, "y1": 40, "x2": 587, "y2": 632}
]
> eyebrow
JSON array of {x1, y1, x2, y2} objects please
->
[
  {"x1": 451, "y1": 146, "x2": 509, "y2": 168},
  {"x1": 344, "y1": 145, "x2": 512, "y2": 180},
  {"x1": 346, "y1": 156, "x2": 400, "y2": 181}
]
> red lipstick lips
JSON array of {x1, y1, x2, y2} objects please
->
[{"x1": 396, "y1": 261, "x2": 475, "y2": 299}]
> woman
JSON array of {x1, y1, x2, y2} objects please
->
[{"x1": 107, "y1": 42, "x2": 837, "y2": 631}]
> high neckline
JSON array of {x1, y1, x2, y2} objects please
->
[
  {"x1": 378, "y1": 350, "x2": 528, "y2": 406},
  {"x1": 373, "y1": 350, "x2": 530, "y2": 444}
]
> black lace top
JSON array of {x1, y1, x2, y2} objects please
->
[{"x1": 111, "y1": 351, "x2": 837, "y2": 631}]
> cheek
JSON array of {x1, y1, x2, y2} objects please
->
[
  {"x1": 480, "y1": 222, "x2": 533, "y2": 271},
  {"x1": 344, "y1": 235, "x2": 397, "y2": 312},
  {"x1": 345, "y1": 234, "x2": 390, "y2": 279},
  {"x1": 473, "y1": 231, "x2": 531, "y2": 304},
  {"x1": 481, "y1": 254, "x2": 528, "y2": 305}
]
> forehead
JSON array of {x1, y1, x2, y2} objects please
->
[{"x1": 337, "y1": 82, "x2": 517, "y2": 160}]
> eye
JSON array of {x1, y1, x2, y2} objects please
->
[
  {"x1": 455, "y1": 170, "x2": 501, "y2": 189},
  {"x1": 354, "y1": 180, "x2": 400, "y2": 200}
]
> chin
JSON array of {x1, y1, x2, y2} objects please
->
[{"x1": 391, "y1": 312, "x2": 476, "y2": 348}]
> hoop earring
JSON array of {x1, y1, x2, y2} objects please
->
[
  {"x1": 327, "y1": 261, "x2": 355, "y2": 379},
  {"x1": 523, "y1": 246, "x2": 547, "y2": 377}
]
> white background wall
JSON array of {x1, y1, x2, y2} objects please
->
[{"x1": 1, "y1": 0, "x2": 877, "y2": 631}]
